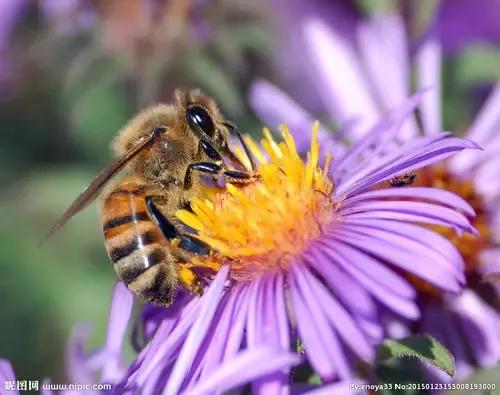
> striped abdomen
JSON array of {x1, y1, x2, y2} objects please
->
[{"x1": 102, "y1": 182, "x2": 178, "y2": 306}]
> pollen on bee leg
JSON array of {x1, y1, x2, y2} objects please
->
[{"x1": 178, "y1": 264, "x2": 203, "y2": 296}]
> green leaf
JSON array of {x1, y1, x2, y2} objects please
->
[{"x1": 377, "y1": 334, "x2": 455, "y2": 377}]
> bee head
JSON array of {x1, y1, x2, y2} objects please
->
[{"x1": 177, "y1": 89, "x2": 231, "y2": 153}]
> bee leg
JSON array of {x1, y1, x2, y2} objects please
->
[
  {"x1": 184, "y1": 162, "x2": 222, "y2": 189},
  {"x1": 174, "y1": 236, "x2": 211, "y2": 296},
  {"x1": 178, "y1": 264, "x2": 204, "y2": 296},
  {"x1": 184, "y1": 161, "x2": 258, "y2": 189},
  {"x1": 178, "y1": 234, "x2": 211, "y2": 256},
  {"x1": 222, "y1": 121, "x2": 257, "y2": 172},
  {"x1": 145, "y1": 196, "x2": 179, "y2": 239},
  {"x1": 145, "y1": 196, "x2": 207, "y2": 295},
  {"x1": 222, "y1": 170, "x2": 258, "y2": 184},
  {"x1": 199, "y1": 139, "x2": 222, "y2": 161},
  {"x1": 199, "y1": 138, "x2": 257, "y2": 180}
]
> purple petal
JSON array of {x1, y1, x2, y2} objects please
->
[
  {"x1": 328, "y1": 225, "x2": 463, "y2": 292},
  {"x1": 181, "y1": 293, "x2": 233, "y2": 389},
  {"x1": 339, "y1": 134, "x2": 480, "y2": 196},
  {"x1": 303, "y1": 249, "x2": 383, "y2": 343},
  {"x1": 303, "y1": 18, "x2": 379, "y2": 138},
  {"x1": 198, "y1": 285, "x2": 247, "y2": 378},
  {"x1": 183, "y1": 347, "x2": 300, "y2": 395},
  {"x1": 357, "y1": 13, "x2": 417, "y2": 140},
  {"x1": 339, "y1": 218, "x2": 464, "y2": 272},
  {"x1": 222, "y1": 285, "x2": 251, "y2": 361},
  {"x1": 127, "y1": 297, "x2": 201, "y2": 388},
  {"x1": 304, "y1": 251, "x2": 377, "y2": 319},
  {"x1": 249, "y1": 275, "x2": 291, "y2": 394},
  {"x1": 416, "y1": 36, "x2": 442, "y2": 135},
  {"x1": 343, "y1": 187, "x2": 475, "y2": 216},
  {"x1": 0, "y1": 0, "x2": 28, "y2": 51},
  {"x1": 288, "y1": 263, "x2": 347, "y2": 380},
  {"x1": 299, "y1": 263, "x2": 373, "y2": 361},
  {"x1": 340, "y1": 200, "x2": 475, "y2": 234},
  {"x1": 316, "y1": 238, "x2": 416, "y2": 299},
  {"x1": 0, "y1": 359, "x2": 19, "y2": 395},
  {"x1": 479, "y1": 249, "x2": 500, "y2": 282},
  {"x1": 164, "y1": 266, "x2": 229, "y2": 395},
  {"x1": 333, "y1": 91, "x2": 427, "y2": 188},
  {"x1": 249, "y1": 79, "x2": 334, "y2": 152},
  {"x1": 65, "y1": 323, "x2": 96, "y2": 384},
  {"x1": 450, "y1": 81, "x2": 500, "y2": 173},
  {"x1": 315, "y1": 240, "x2": 419, "y2": 319},
  {"x1": 101, "y1": 282, "x2": 134, "y2": 383},
  {"x1": 446, "y1": 290, "x2": 500, "y2": 366}
]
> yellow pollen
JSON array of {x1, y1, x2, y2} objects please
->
[{"x1": 176, "y1": 123, "x2": 335, "y2": 280}]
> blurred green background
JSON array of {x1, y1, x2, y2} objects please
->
[{"x1": 1, "y1": 0, "x2": 499, "y2": 384}]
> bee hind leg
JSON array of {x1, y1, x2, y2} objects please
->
[{"x1": 145, "y1": 196, "x2": 208, "y2": 295}]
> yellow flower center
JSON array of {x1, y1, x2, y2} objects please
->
[{"x1": 176, "y1": 123, "x2": 335, "y2": 280}]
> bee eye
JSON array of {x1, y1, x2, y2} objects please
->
[{"x1": 186, "y1": 105, "x2": 215, "y2": 137}]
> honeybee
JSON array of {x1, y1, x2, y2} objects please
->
[
  {"x1": 47, "y1": 90, "x2": 257, "y2": 306},
  {"x1": 389, "y1": 173, "x2": 416, "y2": 187}
]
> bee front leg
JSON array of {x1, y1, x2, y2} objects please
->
[
  {"x1": 183, "y1": 161, "x2": 257, "y2": 189},
  {"x1": 221, "y1": 121, "x2": 257, "y2": 172},
  {"x1": 196, "y1": 138, "x2": 258, "y2": 183},
  {"x1": 183, "y1": 162, "x2": 222, "y2": 189}
]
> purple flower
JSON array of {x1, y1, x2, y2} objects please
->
[
  {"x1": 70, "y1": 96, "x2": 476, "y2": 393},
  {"x1": 249, "y1": 9, "x2": 500, "y2": 379}
]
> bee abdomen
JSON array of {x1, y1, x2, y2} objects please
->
[{"x1": 102, "y1": 182, "x2": 179, "y2": 306}]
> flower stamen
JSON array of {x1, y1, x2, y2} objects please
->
[{"x1": 176, "y1": 123, "x2": 335, "y2": 280}]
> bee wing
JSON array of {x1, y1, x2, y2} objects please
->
[{"x1": 43, "y1": 127, "x2": 166, "y2": 242}]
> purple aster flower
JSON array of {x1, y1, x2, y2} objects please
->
[
  {"x1": 73, "y1": 95, "x2": 476, "y2": 393},
  {"x1": 249, "y1": 9, "x2": 500, "y2": 380}
]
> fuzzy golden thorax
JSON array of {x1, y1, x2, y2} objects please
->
[{"x1": 112, "y1": 89, "x2": 231, "y2": 187}]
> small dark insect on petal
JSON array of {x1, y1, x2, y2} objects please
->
[{"x1": 389, "y1": 174, "x2": 416, "y2": 187}]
